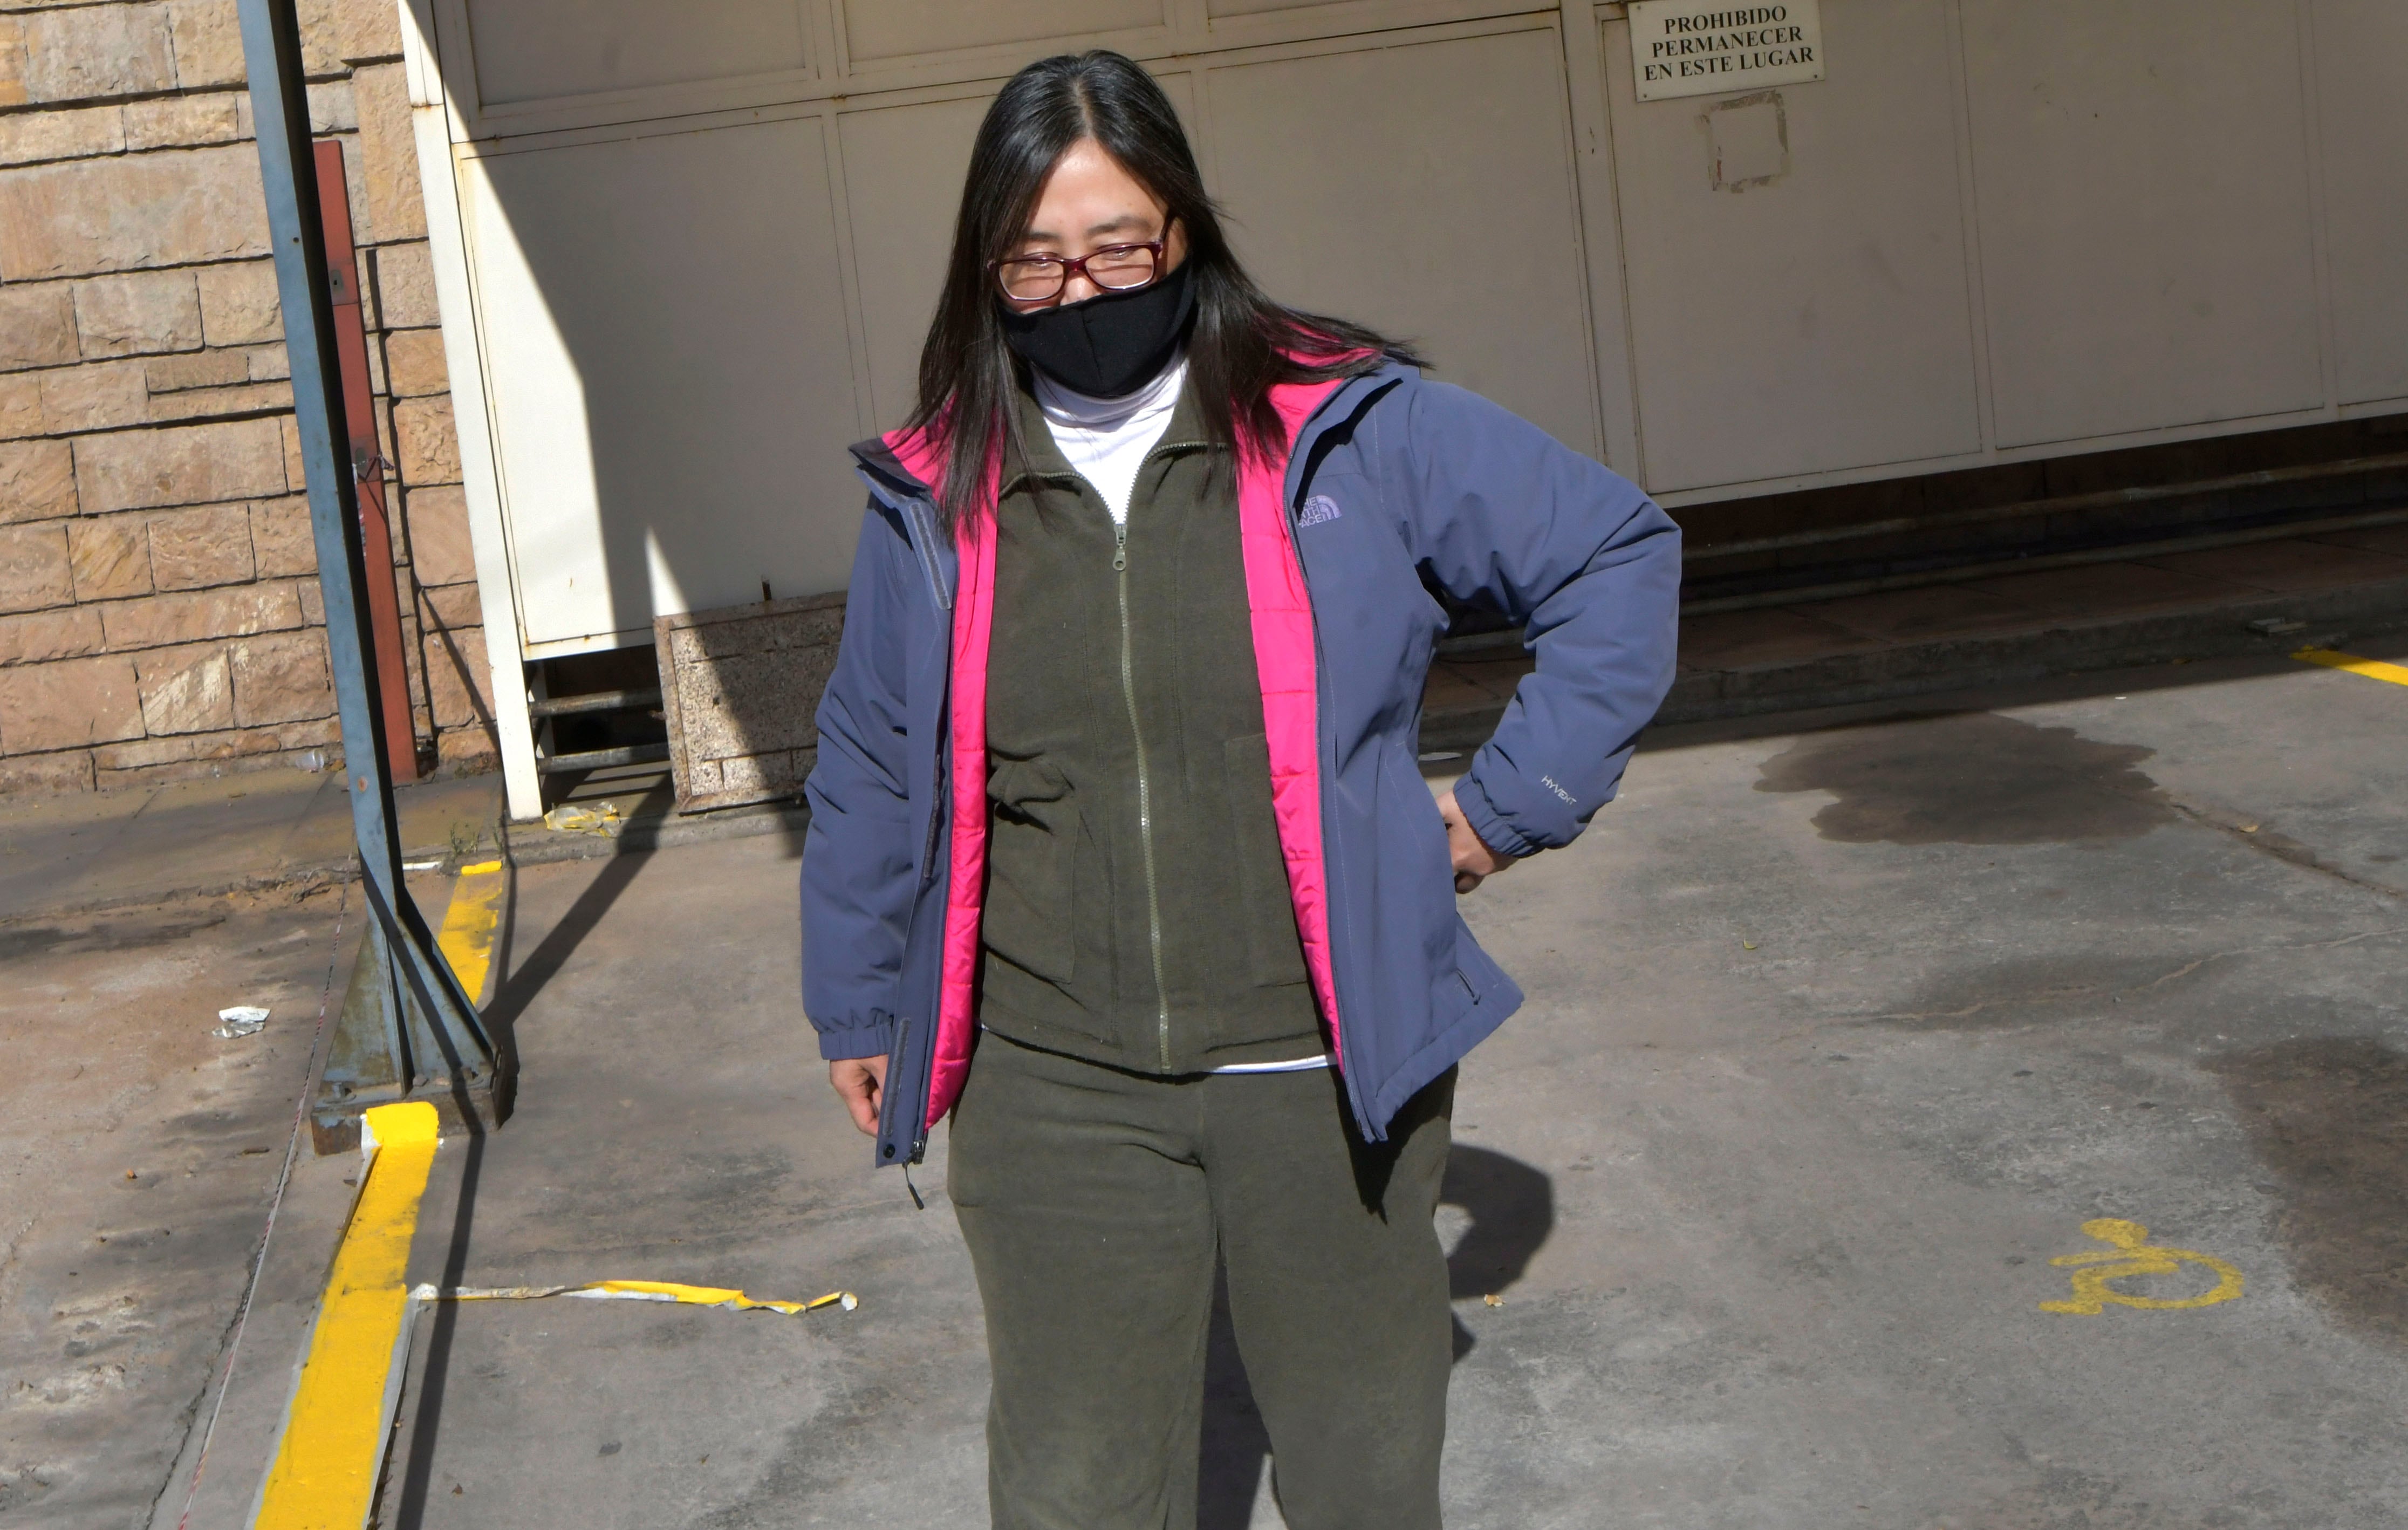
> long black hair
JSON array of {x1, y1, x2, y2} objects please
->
[{"x1": 908, "y1": 50, "x2": 1419, "y2": 530}]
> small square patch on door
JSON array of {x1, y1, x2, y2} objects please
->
[{"x1": 1708, "y1": 91, "x2": 1789, "y2": 192}]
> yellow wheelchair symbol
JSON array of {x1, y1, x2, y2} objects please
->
[{"x1": 2040, "y1": 1218, "x2": 2244, "y2": 1314}]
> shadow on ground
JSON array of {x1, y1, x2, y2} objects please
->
[{"x1": 390, "y1": 850, "x2": 652, "y2": 1529}]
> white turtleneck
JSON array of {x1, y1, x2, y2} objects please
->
[{"x1": 1031, "y1": 352, "x2": 1187, "y2": 523}]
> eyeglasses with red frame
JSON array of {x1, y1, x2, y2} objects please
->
[{"x1": 990, "y1": 241, "x2": 1166, "y2": 304}]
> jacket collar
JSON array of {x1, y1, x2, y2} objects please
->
[
  {"x1": 849, "y1": 356, "x2": 1415, "y2": 601},
  {"x1": 850, "y1": 433, "x2": 928, "y2": 508},
  {"x1": 1284, "y1": 361, "x2": 1411, "y2": 503},
  {"x1": 849, "y1": 433, "x2": 959, "y2": 611}
]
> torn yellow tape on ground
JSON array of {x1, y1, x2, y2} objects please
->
[
  {"x1": 412, "y1": 1278, "x2": 859, "y2": 1315},
  {"x1": 2294, "y1": 647, "x2": 2408, "y2": 687},
  {"x1": 254, "y1": 1102, "x2": 441, "y2": 1530}
]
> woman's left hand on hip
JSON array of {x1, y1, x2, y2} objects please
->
[{"x1": 1436, "y1": 788, "x2": 1515, "y2": 893}]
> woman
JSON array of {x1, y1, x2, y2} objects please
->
[{"x1": 803, "y1": 49, "x2": 1679, "y2": 1529}]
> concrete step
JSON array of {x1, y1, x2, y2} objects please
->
[{"x1": 1422, "y1": 542, "x2": 2408, "y2": 750}]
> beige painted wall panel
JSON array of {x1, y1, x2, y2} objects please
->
[
  {"x1": 839, "y1": 75, "x2": 1199, "y2": 434},
  {"x1": 1202, "y1": 26, "x2": 1600, "y2": 457},
  {"x1": 467, "y1": 119, "x2": 864, "y2": 644},
  {"x1": 841, "y1": 94, "x2": 1005, "y2": 434},
  {"x1": 1605, "y1": 0, "x2": 1980, "y2": 494},
  {"x1": 1209, "y1": 0, "x2": 1374, "y2": 15},
  {"x1": 2310, "y1": 0, "x2": 2408, "y2": 405},
  {"x1": 843, "y1": 0, "x2": 1166, "y2": 64},
  {"x1": 1961, "y1": 0, "x2": 2324, "y2": 448},
  {"x1": 465, "y1": 0, "x2": 809, "y2": 107}
]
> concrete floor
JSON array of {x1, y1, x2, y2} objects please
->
[
  {"x1": 0, "y1": 879, "x2": 364, "y2": 1526},
  {"x1": 8, "y1": 643, "x2": 2408, "y2": 1527}
]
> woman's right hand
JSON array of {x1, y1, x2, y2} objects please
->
[{"x1": 830, "y1": 1055, "x2": 889, "y2": 1136}]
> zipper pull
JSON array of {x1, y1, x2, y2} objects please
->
[{"x1": 1112, "y1": 521, "x2": 1128, "y2": 572}]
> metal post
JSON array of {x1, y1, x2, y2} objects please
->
[
  {"x1": 313, "y1": 138, "x2": 421, "y2": 783},
  {"x1": 238, "y1": 0, "x2": 510, "y2": 1149}
]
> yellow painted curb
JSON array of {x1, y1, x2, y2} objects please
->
[
  {"x1": 435, "y1": 860, "x2": 506, "y2": 1007},
  {"x1": 2294, "y1": 647, "x2": 2408, "y2": 688},
  {"x1": 252, "y1": 1102, "x2": 440, "y2": 1530}
]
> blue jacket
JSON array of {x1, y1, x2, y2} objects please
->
[{"x1": 803, "y1": 361, "x2": 1680, "y2": 1167}]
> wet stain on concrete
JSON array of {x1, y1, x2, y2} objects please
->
[
  {"x1": 0, "y1": 911, "x2": 227, "y2": 964},
  {"x1": 2208, "y1": 1038, "x2": 2408, "y2": 1345},
  {"x1": 1755, "y1": 712, "x2": 2172, "y2": 845}
]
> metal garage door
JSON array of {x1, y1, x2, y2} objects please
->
[
  {"x1": 399, "y1": 0, "x2": 2406, "y2": 654},
  {"x1": 412, "y1": 2, "x2": 1606, "y2": 659}
]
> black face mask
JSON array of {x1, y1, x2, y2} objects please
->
[{"x1": 1000, "y1": 260, "x2": 1195, "y2": 399}]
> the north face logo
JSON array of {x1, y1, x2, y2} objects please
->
[{"x1": 1297, "y1": 495, "x2": 1342, "y2": 527}]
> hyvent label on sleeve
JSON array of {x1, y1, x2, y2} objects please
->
[{"x1": 1629, "y1": 0, "x2": 1825, "y2": 103}]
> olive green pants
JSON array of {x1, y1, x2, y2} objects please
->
[{"x1": 948, "y1": 1032, "x2": 1456, "y2": 1530}]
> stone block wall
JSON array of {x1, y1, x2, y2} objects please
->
[{"x1": 0, "y1": 0, "x2": 497, "y2": 795}]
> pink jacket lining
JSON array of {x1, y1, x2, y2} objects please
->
[{"x1": 885, "y1": 377, "x2": 1347, "y2": 1130}]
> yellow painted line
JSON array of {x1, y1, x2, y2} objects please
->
[
  {"x1": 2294, "y1": 647, "x2": 2408, "y2": 687},
  {"x1": 435, "y1": 858, "x2": 505, "y2": 1007},
  {"x1": 253, "y1": 1102, "x2": 441, "y2": 1529},
  {"x1": 2039, "y1": 1218, "x2": 2243, "y2": 1315}
]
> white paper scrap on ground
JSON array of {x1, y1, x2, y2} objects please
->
[{"x1": 213, "y1": 1006, "x2": 269, "y2": 1038}]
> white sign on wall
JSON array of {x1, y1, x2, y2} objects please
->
[{"x1": 1629, "y1": 0, "x2": 1826, "y2": 102}]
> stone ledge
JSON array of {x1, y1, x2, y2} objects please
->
[{"x1": 500, "y1": 796, "x2": 811, "y2": 870}]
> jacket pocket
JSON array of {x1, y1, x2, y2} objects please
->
[
  {"x1": 983, "y1": 757, "x2": 1077, "y2": 985},
  {"x1": 1225, "y1": 733, "x2": 1311, "y2": 988},
  {"x1": 1376, "y1": 743, "x2": 1463, "y2": 971}
]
